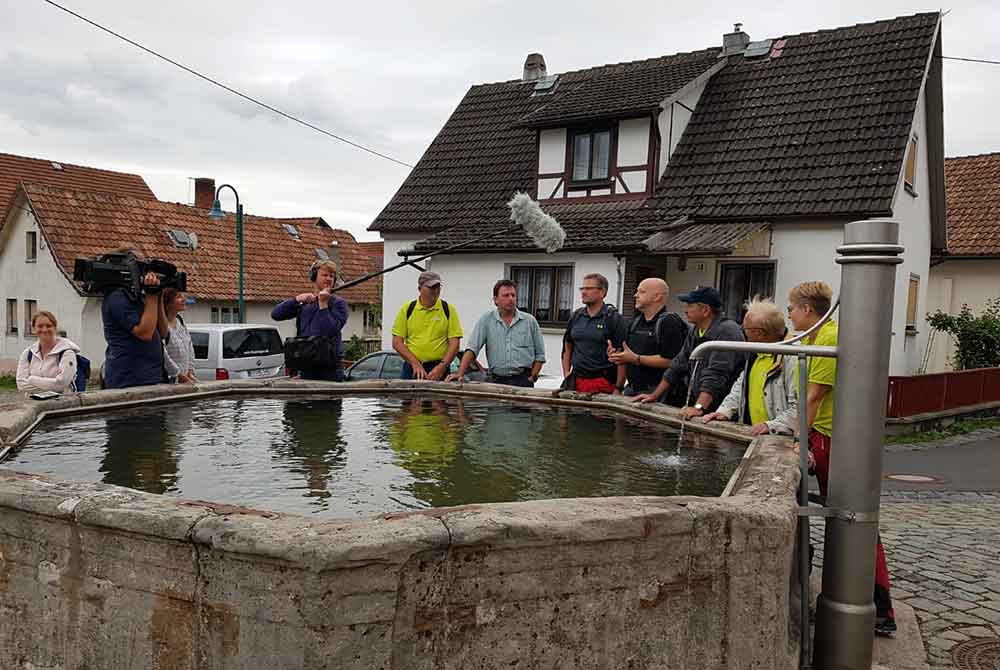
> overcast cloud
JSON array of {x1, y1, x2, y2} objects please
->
[{"x1": 1, "y1": 0, "x2": 998, "y2": 241}]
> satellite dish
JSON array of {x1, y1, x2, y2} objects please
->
[{"x1": 188, "y1": 232, "x2": 199, "y2": 249}]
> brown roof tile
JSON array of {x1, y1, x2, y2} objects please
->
[
  {"x1": 517, "y1": 49, "x2": 721, "y2": 128},
  {"x1": 642, "y1": 12, "x2": 940, "y2": 222},
  {"x1": 369, "y1": 50, "x2": 719, "y2": 236},
  {"x1": 372, "y1": 13, "x2": 940, "y2": 253},
  {"x1": 943, "y1": 152, "x2": 1000, "y2": 256},
  {"x1": 0, "y1": 152, "x2": 155, "y2": 232},
  {"x1": 18, "y1": 184, "x2": 379, "y2": 305}
]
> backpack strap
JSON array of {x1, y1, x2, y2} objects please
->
[
  {"x1": 27, "y1": 350, "x2": 33, "y2": 363},
  {"x1": 406, "y1": 299, "x2": 450, "y2": 321}
]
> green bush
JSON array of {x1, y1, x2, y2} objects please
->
[
  {"x1": 927, "y1": 297, "x2": 1000, "y2": 370},
  {"x1": 343, "y1": 335, "x2": 367, "y2": 362}
]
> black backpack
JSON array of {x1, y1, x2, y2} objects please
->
[
  {"x1": 626, "y1": 310, "x2": 688, "y2": 344},
  {"x1": 406, "y1": 299, "x2": 450, "y2": 321}
]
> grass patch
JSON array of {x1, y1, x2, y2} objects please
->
[
  {"x1": 0, "y1": 376, "x2": 16, "y2": 391},
  {"x1": 884, "y1": 416, "x2": 1000, "y2": 445}
]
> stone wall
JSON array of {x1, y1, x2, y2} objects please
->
[{"x1": 0, "y1": 380, "x2": 800, "y2": 669}]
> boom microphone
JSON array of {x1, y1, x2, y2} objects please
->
[{"x1": 507, "y1": 192, "x2": 565, "y2": 253}]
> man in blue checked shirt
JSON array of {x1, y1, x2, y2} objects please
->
[{"x1": 447, "y1": 279, "x2": 546, "y2": 387}]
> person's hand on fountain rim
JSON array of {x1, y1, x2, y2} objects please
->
[
  {"x1": 633, "y1": 392, "x2": 659, "y2": 403},
  {"x1": 427, "y1": 362, "x2": 448, "y2": 381},
  {"x1": 680, "y1": 405, "x2": 704, "y2": 420},
  {"x1": 750, "y1": 422, "x2": 771, "y2": 436},
  {"x1": 700, "y1": 411, "x2": 729, "y2": 423}
]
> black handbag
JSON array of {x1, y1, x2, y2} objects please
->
[
  {"x1": 283, "y1": 305, "x2": 336, "y2": 372},
  {"x1": 283, "y1": 336, "x2": 334, "y2": 372}
]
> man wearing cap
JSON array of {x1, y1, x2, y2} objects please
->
[
  {"x1": 392, "y1": 271, "x2": 463, "y2": 380},
  {"x1": 633, "y1": 286, "x2": 745, "y2": 417}
]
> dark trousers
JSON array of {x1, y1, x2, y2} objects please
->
[
  {"x1": 401, "y1": 360, "x2": 441, "y2": 379},
  {"x1": 300, "y1": 365, "x2": 344, "y2": 382},
  {"x1": 810, "y1": 429, "x2": 895, "y2": 621},
  {"x1": 489, "y1": 372, "x2": 534, "y2": 387}
]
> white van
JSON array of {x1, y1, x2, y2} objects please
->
[{"x1": 187, "y1": 323, "x2": 286, "y2": 381}]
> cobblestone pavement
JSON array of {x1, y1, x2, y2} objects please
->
[{"x1": 811, "y1": 490, "x2": 1000, "y2": 669}]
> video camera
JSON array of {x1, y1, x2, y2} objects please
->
[{"x1": 73, "y1": 251, "x2": 187, "y2": 296}]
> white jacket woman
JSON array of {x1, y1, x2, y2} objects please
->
[{"x1": 16, "y1": 310, "x2": 81, "y2": 393}]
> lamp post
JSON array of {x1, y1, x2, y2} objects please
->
[{"x1": 208, "y1": 184, "x2": 244, "y2": 324}]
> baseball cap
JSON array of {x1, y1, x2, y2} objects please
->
[
  {"x1": 418, "y1": 271, "x2": 442, "y2": 288},
  {"x1": 676, "y1": 286, "x2": 722, "y2": 309}
]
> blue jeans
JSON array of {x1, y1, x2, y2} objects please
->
[{"x1": 401, "y1": 360, "x2": 441, "y2": 379}]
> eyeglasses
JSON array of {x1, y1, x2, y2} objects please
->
[
  {"x1": 786, "y1": 304, "x2": 797, "y2": 314},
  {"x1": 579, "y1": 286, "x2": 602, "y2": 291}
]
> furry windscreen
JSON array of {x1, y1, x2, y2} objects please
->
[{"x1": 507, "y1": 192, "x2": 566, "y2": 253}]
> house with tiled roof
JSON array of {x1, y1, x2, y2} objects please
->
[
  {"x1": 925, "y1": 152, "x2": 1000, "y2": 372},
  {"x1": 370, "y1": 13, "x2": 945, "y2": 377},
  {"x1": 1, "y1": 175, "x2": 382, "y2": 372}
]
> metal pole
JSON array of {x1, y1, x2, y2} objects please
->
[
  {"x1": 798, "y1": 352, "x2": 812, "y2": 669},
  {"x1": 813, "y1": 219, "x2": 903, "y2": 669},
  {"x1": 236, "y1": 202, "x2": 245, "y2": 324}
]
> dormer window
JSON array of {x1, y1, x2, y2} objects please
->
[{"x1": 570, "y1": 128, "x2": 612, "y2": 183}]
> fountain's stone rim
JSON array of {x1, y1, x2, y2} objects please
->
[{"x1": 0, "y1": 379, "x2": 799, "y2": 572}]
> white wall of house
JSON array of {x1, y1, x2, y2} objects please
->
[
  {"x1": 657, "y1": 73, "x2": 713, "y2": 172},
  {"x1": 0, "y1": 203, "x2": 88, "y2": 374},
  {"x1": 395, "y1": 251, "x2": 621, "y2": 377},
  {"x1": 926, "y1": 259, "x2": 1000, "y2": 372},
  {"x1": 889, "y1": 85, "x2": 933, "y2": 376},
  {"x1": 661, "y1": 212, "x2": 931, "y2": 377},
  {"x1": 380, "y1": 234, "x2": 428, "y2": 350}
]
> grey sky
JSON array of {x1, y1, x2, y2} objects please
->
[{"x1": 1, "y1": 1, "x2": 997, "y2": 242}]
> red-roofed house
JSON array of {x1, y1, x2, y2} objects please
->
[
  {"x1": 925, "y1": 152, "x2": 1000, "y2": 371},
  {"x1": 1, "y1": 178, "x2": 382, "y2": 372},
  {"x1": 371, "y1": 14, "x2": 946, "y2": 377}
]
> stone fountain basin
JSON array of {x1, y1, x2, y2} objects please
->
[{"x1": 0, "y1": 379, "x2": 800, "y2": 670}]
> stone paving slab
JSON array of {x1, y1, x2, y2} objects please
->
[{"x1": 810, "y1": 491, "x2": 1000, "y2": 669}]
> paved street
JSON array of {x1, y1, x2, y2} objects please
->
[{"x1": 812, "y1": 431, "x2": 1000, "y2": 669}]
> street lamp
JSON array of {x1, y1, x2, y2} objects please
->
[{"x1": 208, "y1": 184, "x2": 244, "y2": 324}]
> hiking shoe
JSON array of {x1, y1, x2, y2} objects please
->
[{"x1": 874, "y1": 618, "x2": 897, "y2": 638}]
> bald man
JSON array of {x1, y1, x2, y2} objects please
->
[{"x1": 608, "y1": 278, "x2": 689, "y2": 401}]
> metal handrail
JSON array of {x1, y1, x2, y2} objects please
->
[{"x1": 689, "y1": 341, "x2": 837, "y2": 360}]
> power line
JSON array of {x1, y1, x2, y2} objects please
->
[
  {"x1": 940, "y1": 55, "x2": 1000, "y2": 65},
  {"x1": 40, "y1": 0, "x2": 415, "y2": 169}
]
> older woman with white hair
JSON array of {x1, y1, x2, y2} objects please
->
[{"x1": 701, "y1": 298, "x2": 797, "y2": 435}]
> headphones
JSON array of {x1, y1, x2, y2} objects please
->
[{"x1": 309, "y1": 260, "x2": 337, "y2": 283}]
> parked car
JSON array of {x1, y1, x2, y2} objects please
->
[
  {"x1": 345, "y1": 351, "x2": 487, "y2": 382},
  {"x1": 187, "y1": 324, "x2": 286, "y2": 381}
]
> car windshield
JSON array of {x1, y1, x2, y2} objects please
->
[{"x1": 222, "y1": 329, "x2": 283, "y2": 359}]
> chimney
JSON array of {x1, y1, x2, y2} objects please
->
[
  {"x1": 523, "y1": 53, "x2": 547, "y2": 82},
  {"x1": 194, "y1": 177, "x2": 215, "y2": 210},
  {"x1": 722, "y1": 23, "x2": 750, "y2": 57},
  {"x1": 328, "y1": 240, "x2": 343, "y2": 285}
]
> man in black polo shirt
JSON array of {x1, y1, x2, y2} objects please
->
[
  {"x1": 561, "y1": 272, "x2": 627, "y2": 394},
  {"x1": 609, "y1": 278, "x2": 689, "y2": 403}
]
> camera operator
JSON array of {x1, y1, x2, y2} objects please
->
[{"x1": 102, "y1": 267, "x2": 169, "y2": 389}]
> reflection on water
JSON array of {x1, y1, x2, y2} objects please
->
[{"x1": 7, "y1": 395, "x2": 746, "y2": 519}]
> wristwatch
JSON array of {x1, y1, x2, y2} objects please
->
[{"x1": 693, "y1": 403, "x2": 705, "y2": 411}]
